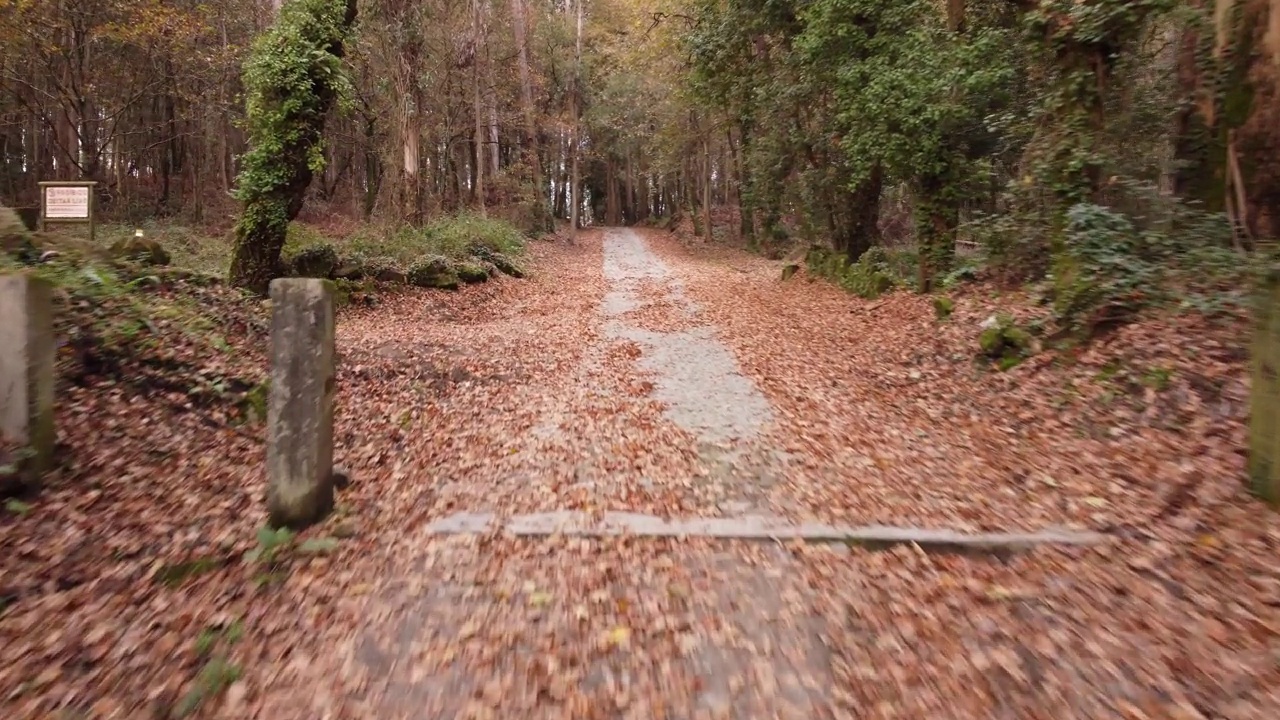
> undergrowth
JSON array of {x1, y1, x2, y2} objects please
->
[
  {"x1": 100, "y1": 212, "x2": 527, "y2": 280},
  {"x1": 341, "y1": 212, "x2": 526, "y2": 266},
  {"x1": 0, "y1": 249, "x2": 269, "y2": 427},
  {"x1": 805, "y1": 245, "x2": 918, "y2": 299},
  {"x1": 957, "y1": 180, "x2": 1267, "y2": 336}
]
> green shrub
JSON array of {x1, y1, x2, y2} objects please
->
[
  {"x1": 970, "y1": 179, "x2": 1258, "y2": 337},
  {"x1": 805, "y1": 245, "x2": 904, "y2": 299},
  {"x1": 421, "y1": 213, "x2": 525, "y2": 257},
  {"x1": 1051, "y1": 198, "x2": 1251, "y2": 335},
  {"x1": 340, "y1": 214, "x2": 524, "y2": 269}
]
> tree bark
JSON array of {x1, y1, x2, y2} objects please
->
[
  {"x1": 702, "y1": 136, "x2": 713, "y2": 241},
  {"x1": 228, "y1": 0, "x2": 359, "y2": 295},
  {"x1": 472, "y1": 0, "x2": 487, "y2": 216},
  {"x1": 568, "y1": 0, "x2": 584, "y2": 240}
]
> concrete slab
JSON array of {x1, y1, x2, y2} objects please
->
[{"x1": 424, "y1": 510, "x2": 1107, "y2": 551}]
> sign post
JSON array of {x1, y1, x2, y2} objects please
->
[{"x1": 37, "y1": 181, "x2": 97, "y2": 241}]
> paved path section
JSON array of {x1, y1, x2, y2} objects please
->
[{"x1": 337, "y1": 229, "x2": 834, "y2": 719}]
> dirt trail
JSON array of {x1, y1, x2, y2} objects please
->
[
  {"x1": 244, "y1": 228, "x2": 1276, "y2": 720},
  {"x1": 251, "y1": 228, "x2": 835, "y2": 719},
  {"x1": 4, "y1": 228, "x2": 1276, "y2": 719}
]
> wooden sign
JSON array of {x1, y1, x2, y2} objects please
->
[{"x1": 38, "y1": 181, "x2": 98, "y2": 240}]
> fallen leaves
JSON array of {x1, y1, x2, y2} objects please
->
[{"x1": 2, "y1": 228, "x2": 1278, "y2": 719}]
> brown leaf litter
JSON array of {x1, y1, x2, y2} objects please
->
[{"x1": 1, "y1": 229, "x2": 1277, "y2": 719}]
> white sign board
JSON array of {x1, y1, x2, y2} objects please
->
[{"x1": 44, "y1": 186, "x2": 90, "y2": 219}]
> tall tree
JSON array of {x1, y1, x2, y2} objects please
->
[{"x1": 228, "y1": 0, "x2": 359, "y2": 294}]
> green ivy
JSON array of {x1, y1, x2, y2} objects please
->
[
  {"x1": 228, "y1": 0, "x2": 358, "y2": 293},
  {"x1": 1019, "y1": 0, "x2": 1175, "y2": 204}
]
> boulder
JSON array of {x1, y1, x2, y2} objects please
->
[
  {"x1": 407, "y1": 255, "x2": 460, "y2": 290},
  {"x1": 978, "y1": 312, "x2": 1033, "y2": 369},
  {"x1": 285, "y1": 243, "x2": 339, "y2": 278},
  {"x1": 468, "y1": 244, "x2": 524, "y2": 278},
  {"x1": 780, "y1": 263, "x2": 800, "y2": 281},
  {"x1": 456, "y1": 261, "x2": 489, "y2": 284},
  {"x1": 109, "y1": 236, "x2": 171, "y2": 266},
  {"x1": 373, "y1": 266, "x2": 408, "y2": 284},
  {"x1": 333, "y1": 262, "x2": 365, "y2": 280}
]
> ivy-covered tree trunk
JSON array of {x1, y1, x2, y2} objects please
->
[
  {"x1": 735, "y1": 122, "x2": 756, "y2": 246},
  {"x1": 914, "y1": 170, "x2": 959, "y2": 293},
  {"x1": 832, "y1": 164, "x2": 883, "y2": 262},
  {"x1": 228, "y1": 0, "x2": 359, "y2": 295}
]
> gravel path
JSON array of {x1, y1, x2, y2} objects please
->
[{"x1": 599, "y1": 228, "x2": 789, "y2": 515}]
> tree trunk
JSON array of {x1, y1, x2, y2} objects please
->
[
  {"x1": 472, "y1": 0, "x2": 487, "y2": 216},
  {"x1": 833, "y1": 164, "x2": 883, "y2": 262},
  {"x1": 362, "y1": 99, "x2": 381, "y2": 219},
  {"x1": 624, "y1": 149, "x2": 634, "y2": 224},
  {"x1": 568, "y1": 0, "x2": 584, "y2": 240},
  {"x1": 914, "y1": 169, "x2": 958, "y2": 293},
  {"x1": 702, "y1": 136, "x2": 713, "y2": 241},
  {"x1": 228, "y1": 0, "x2": 359, "y2": 295},
  {"x1": 511, "y1": 0, "x2": 548, "y2": 228},
  {"x1": 605, "y1": 155, "x2": 620, "y2": 224},
  {"x1": 637, "y1": 155, "x2": 651, "y2": 223}
]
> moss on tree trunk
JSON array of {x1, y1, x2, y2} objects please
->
[
  {"x1": 914, "y1": 170, "x2": 959, "y2": 293},
  {"x1": 832, "y1": 164, "x2": 883, "y2": 263},
  {"x1": 228, "y1": 0, "x2": 359, "y2": 295}
]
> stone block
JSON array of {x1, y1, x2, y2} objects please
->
[
  {"x1": 0, "y1": 273, "x2": 56, "y2": 485},
  {"x1": 1250, "y1": 265, "x2": 1280, "y2": 505},
  {"x1": 266, "y1": 278, "x2": 336, "y2": 528}
]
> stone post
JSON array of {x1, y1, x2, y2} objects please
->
[
  {"x1": 0, "y1": 273, "x2": 56, "y2": 484},
  {"x1": 1250, "y1": 264, "x2": 1280, "y2": 506},
  {"x1": 267, "y1": 278, "x2": 336, "y2": 528}
]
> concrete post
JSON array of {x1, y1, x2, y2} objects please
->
[
  {"x1": 0, "y1": 273, "x2": 56, "y2": 484},
  {"x1": 1249, "y1": 264, "x2": 1280, "y2": 505},
  {"x1": 267, "y1": 278, "x2": 336, "y2": 528}
]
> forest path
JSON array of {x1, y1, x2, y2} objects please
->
[
  {"x1": 251, "y1": 228, "x2": 837, "y2": 719},
  {"x1": 245, "y1": 228, "x2": 1277, "y2": 720}
]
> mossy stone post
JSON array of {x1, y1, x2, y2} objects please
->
[
  {"x1": 0, "y1": 273, "x2": 56, "y2": 484},
  {"x1": 267, "y1": 278, "x2": 336, "y2": 528},
  {"x1": 1249, "y1": 264, "x2": 1280, "y2": 506}
]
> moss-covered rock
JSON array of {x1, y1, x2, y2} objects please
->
[
  {"x1": 781, "y1": 263, "x2": 800, "y2": 281},
  {"x1": 468, "y1": 244, "x2": 524, "y2": 278},
  {"x1": 285, "y1": 243, "x2": 339, "y2": 278},
  {"x1": 456, "y1": 261, "x2": 489, "y2": 284},
  {"x1": 407, "y1": 255, "x2": 460, "y2": 290},
  {"x1": 373, "y1": 266, "x2": 407, "y2": 284},
  {"x1": 333, "y1": 262, "x2": 364, "y2": 280},
  {"x1": 978, "y1": 313, "x2": 1034, "y2": 370},
  {"x1": 109, "y1": 236, "x2": 171, "y2": 266},
  {"x1": 979, "y1": 326, "x2": 1005, "y2": 356},
  {"x1": 933, "y1": 296, "x2": 955, "y2": 320}
]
